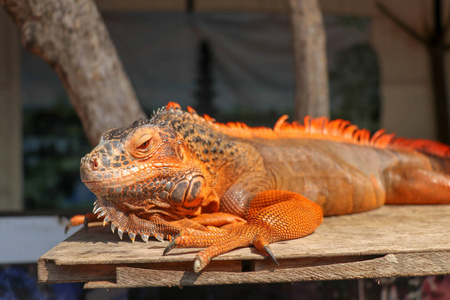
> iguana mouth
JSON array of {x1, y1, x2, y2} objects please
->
[
  {"x1": 80, "y1": 153, "x2": 141, "y2": 193},
  {"x1": 80, "y1": 155, "x2": 149, "y2": 183},
  {"x1": 81, "y1": 166, "x2": 142, "y2": 182},
  {"x1": 80, "y1": 151, "x2": 185, "y2": 195},
  {"x1": 81, "y1": 170, "x2": 140, "y2": 195}
]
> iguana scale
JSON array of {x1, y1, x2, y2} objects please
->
[{"x1": 73, "y1": 102, "x2": 450, "y2": 272}]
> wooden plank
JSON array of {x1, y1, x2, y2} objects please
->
[
  {"x1": 38, "y1": 261, "x2": 117, "y2": 283},
  {"x1": 39, "y1": 259, "x2": 242, "y2": 284},
  {"x1": 38, "y1": 205, "x2": 450, "y2": 287},
  {"x1": 40, "y1": 205, "x2": 450, "y2": 265},
  {"x1": 84, "y1": 251, "x2": 450, "y2": 288}
]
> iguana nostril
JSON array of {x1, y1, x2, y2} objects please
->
[{"x1": 90, "y1": 157, "x2": 99, "y2": 170}]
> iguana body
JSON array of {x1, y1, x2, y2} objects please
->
[{"x1": 77, "y1": 102, "x2": 450, "y2": 272}]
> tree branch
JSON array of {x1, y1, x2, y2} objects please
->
[
  {"x1": 286, "y1": 0, "x2": 330, "y2": 119},
  {"x1": 1, "y1": 0, "x2": 146, "y2": 145}
]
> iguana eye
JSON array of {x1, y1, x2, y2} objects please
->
[
  {"x1": 137, "y1": 139, "x2": 150, "y2": 150},
  {"x1": 135, "y1": 134, "x2": 153, "y2": 151}
]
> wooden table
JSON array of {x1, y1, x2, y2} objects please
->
[{"x1": 38, "y1": 205, "x2": 450, "y2": 289}]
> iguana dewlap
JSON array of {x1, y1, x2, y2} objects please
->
[{"x1": 76, "y1": 102, "x2": 450, "y2": 272}]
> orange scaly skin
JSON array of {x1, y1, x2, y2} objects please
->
[{"x1": 75, "y1": 102, "x2": 450, "y2": 272}]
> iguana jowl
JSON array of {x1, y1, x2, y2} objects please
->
[{"x1": 76, "y1": 102, "x2": 450, "y2": 272}]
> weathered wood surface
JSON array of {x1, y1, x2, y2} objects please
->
[{"x1": 38, "y1": 205, "x2": 450, "y2": 288}]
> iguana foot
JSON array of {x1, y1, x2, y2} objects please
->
[
  {"x1": 66, "y1": 199, "x2": 246, "y2": 246},
  {"x1": 164, "y1": 190, "x2": 323, "y2": 272},
  {"x1": 91, "y1": 198, "x2": 193, "y2": 242},
  {"x1": 164, "y1": 223, "x2": 281, "y2": 272}
]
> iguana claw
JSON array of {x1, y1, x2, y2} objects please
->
[
  {"x1": 162, "y1": 233, "x2": 180, "y2": 256},
  {"x1": 263, "y1": 245, "x2": 279, "y2": 266},
  {"x1": 193, "y1": 256, "x2": 207, "y2": 273}
]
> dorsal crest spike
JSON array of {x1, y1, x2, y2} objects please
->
[
  {"x1": 155, "y1": 102, "x2": 450, "y2": 158},
  {"x1": 187, "y1": 106, "x2": 197, "y2": 114},
  {"x1": 274, "y1": 115, "x2": 289, "y2": 132},
  {"x1": 167, "y1": 102, "x2": 181, "y2": 110},
  {"x1": 203, "y1": 114, "x2": 215, "y2": 122}
]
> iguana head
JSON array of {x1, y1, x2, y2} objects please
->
[{"x1": 80, "y1": 104, "x2": 221, "y2": 223}]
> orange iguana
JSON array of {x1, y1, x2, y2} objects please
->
[{"x1": 72, "y1": 102, "x2": 450, "y2": 272}]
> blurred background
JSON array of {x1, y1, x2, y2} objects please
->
[{"x1": 0, "y1": 0, "x2": 449, "y2": 299}]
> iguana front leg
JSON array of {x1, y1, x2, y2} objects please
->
[
  {"x1": 65, "y1": 201, "x2": 245, "y2": 241},
  {"x1": 164, "y1": 190, "x2": 323, "y2": 272}
]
